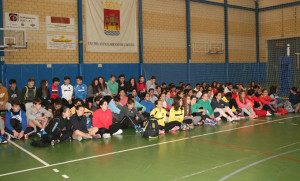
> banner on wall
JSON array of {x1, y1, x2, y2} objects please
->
[
  {"x1": 47, "y1": 35, "x2": 76, "y2": 50},
  {"x1": 46, "y1": 16, "x2": 75, "y2": 32},
  {"x1": 85, "y1": 0, "x2": 137, "y2": 52},
  {"x1": 5, "y1": 13, "x2": 39, "y2": 30}
]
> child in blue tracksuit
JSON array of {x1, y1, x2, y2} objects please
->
[
  {"x1": 74, "y1": 76, "x2": 87, "y2": 103},
  {"x1": 5, "y1": 100, "x2": 35, "y2": 139}
]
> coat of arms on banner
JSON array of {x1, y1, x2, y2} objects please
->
[{"x1": 102, "y1": 0, "x2": 122, "y2": 36}]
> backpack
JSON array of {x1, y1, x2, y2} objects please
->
[
  {"x1": 45, "y1": 117, "x2": 62, "y2": 135},
  {"x1": 143, "y1": 117, "x2": 159, "y2": 139},
  {"x1": 31, "y1": 118, "x2": 62, "y2": 147},
  {"x1": 284, "y1": 101, "x2": 295, "y2": 113}
]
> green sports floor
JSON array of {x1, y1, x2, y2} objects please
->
[{"x1": 1, "y1": 114, "x2": 300, "y2": 181}]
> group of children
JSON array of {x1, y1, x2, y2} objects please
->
[{"x1": 0, "y1": 74, "x2": 299, "y2": 145}]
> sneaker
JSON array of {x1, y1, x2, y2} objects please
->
[
  {"x1": 226, "y1": 117, "x2": 232, "y2": 122},
  {"x1": 266, "y1": 111, "x2": 272, "y2": 116},
  {"x1": 210, "y1": 121, "x2": 217, "y2": 126},
  {"x1": 215, "y1": 117, "x2": 221, "y2": 122},
  {"x1": 232, "y1": 116, "x2": 240, "y2": 121},
  {"x1": 198, "y1": 121, "x2": 203, "y2": 126},
  {"x1": 77, "y1": 136, "x2": 83, "y2": 141},
  {"x1": 24, "y1": 134, "x2": 28, "y2": 140},
  {"x1": 181, "y1": 124, "x2": 186, "y2": 130},
  {"x1": 0, "y1": 135, "x2": 7, "y2": 144},
  {"x1": 189, "y1": 124, "x2": 194, "y2": 129},
  {"x1": 134, "y1": 125, "x2": 143, "y2": 133},
  {"x1": 203, "y1": 120, "x2": 211, "y2": 125},
  {"x1": 159, "y1": 130, "x2": 165, "y2": 135},
  {"x1": 170, "y1": 126, "x2": 178, "y2": 131},
  {"x1": 112, "y1": 129, "x2": 123, "y2": 135},
  {"x1": 37, "y1": 130, "x2": 47, "y2": 137},
  {"x1": 102, "y1": 133, "x2": 111, "y2": 139},
  {"x1": 238, "y1": 114, "x2": 245, "y2": 119},
  {"x1": 92, "y1": 134, "x2": 101, "y2": 139},
  {"x1": 249, "y1": 113, "x2": 257, "y2": 119},
  {"x1": 51, "y1": 139, "x2": 60, "y2": 146},
  {"x1": 186, "y1": 124, "x2": 190, "y2": 130},
  {"x1": 175, "y1": 126, "x2": 180, "y2": 130}
]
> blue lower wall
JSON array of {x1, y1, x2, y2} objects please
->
[{"x1": 5, "y1": 63, "x2": 266, "y2": 88}]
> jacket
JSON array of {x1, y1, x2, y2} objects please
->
[
  {"x1": 222, "y1": 97, "x2": 236, "y2": 112},
  {"x1": 92, "y1": 108, "x2": 113, "y2": 129},
  {"x1": 236, "y1": 96, "x2": 253, "y2": 109},
  {"x1": 168, "y1": 106, "x2": 184, "y2": 123},
  {"x1": 87, "y1": 85, "x2": 99, "y2": 99},
  {"x1": 68, "y1": 114, "x2": 88, "y2": 133},
  {"x1": 192, "y1": 99, "x2": 214, "y2": 116},
  {"x1": 74, "y1": 84, "x2": 87, "y2": 100},
  {"x1": 0, "y1": 87, "x2": 8, "y2": 105},
  {"x1": 211, "y1": 98, "x2": 229, "y2": 110},
  {"x1": 119, "y1": 105, "x2": 145, "y2": 121},
  {"x1": 108, "y1": 99, "x2": 122, "y2": 114},
  {"x1": 61, "y1": 84, "x2": 73, "y2": 101},
  {"x1": 21, "y1": 86, "x2": 37, "y2": 103},
  {"x1": 48, "y1": 84, "x2": 62, "y2": 98},
  {"x1": 289, "y1": 93, "x2": 300, "y2": 105},
  {"x1": 5, "y1": 110, "x2": 27, "y2": 132},
  {"x1": 259, "y1": 95, "x2": 277, "y2": 106},
  {"x1": 26, "y1": 107, "x2": 52, "y2": 121},
  {"x1": 136, "y1": 82, "x2": 146, "y2": 93},
  {"x1": 150, "y1": 108, "x2": 167, "y2": 126},
  {"x1": 36, "y1": 87, "x2": 50, "y2": 102},
  {"x1": 140, "y1": 100, "x2": 155, "y2": 114},
  {"x1": 107, "y1": 81, "x2": 118, "y2": 95},
  {"x1": 8, "y1": 87, "x2": 22, "y2": 103},
  {"x1": 126, "y1": 82, "x2": 137, "y2": 93},
  {"x1": 117, "y1": 80, "x2": 127, "y2": 93}
]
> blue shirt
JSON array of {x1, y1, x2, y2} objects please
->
[
  {"x1": 108, "y1": 99, "x2": 121, "y2": 114},
  {"x1": 74, "y1": 84, "x2": 87, "y2": 100},
  {"x1": 140, "y1": 100, "x2": 155, "y2": 114}
]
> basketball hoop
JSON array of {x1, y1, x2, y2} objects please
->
[{"x1": 0, "y1": 43, "x2": 17, "y2": 52}]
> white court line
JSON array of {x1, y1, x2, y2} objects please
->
[
  {"x1": 276, "y1": 141, "x2": 300, "y2": 150},
  {"x1": 8, "y1": 140, "x2": 50, "y2": 166},
  {"x1": 218, "y1": 149, "x2": 300, "y2": 181},
  {"x1": 52, "y1": 169, "x2": 59, "y2": 173},
  {"x1": 1, "y1": 115, "x2": 299, "y2": 178},
  {"x1": 62, "y1": 174, "x2": 69, "y2": 179},
  {"x1": 174, "y1": 159, "x2": 243, "y2": 181}
]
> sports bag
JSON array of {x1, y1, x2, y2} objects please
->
[{"x1": 143, "y1": 117, "x2": 159, "y2": 139}]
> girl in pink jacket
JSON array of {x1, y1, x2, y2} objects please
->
[{"x1": 236, "y1": 91, "x2": 258, "y2": 118}]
